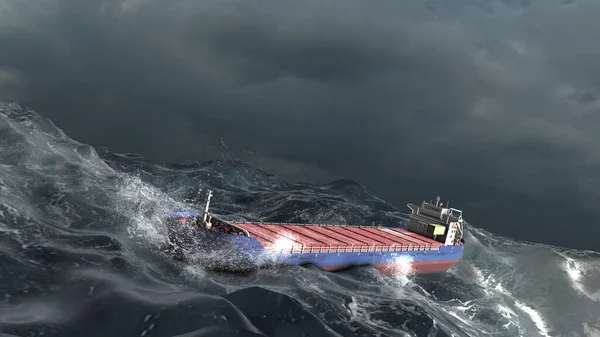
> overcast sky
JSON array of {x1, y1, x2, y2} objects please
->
[{"x1": 1, "y1": 0, "x2": 599, "y2": 250}]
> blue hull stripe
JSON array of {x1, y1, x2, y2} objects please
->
[
  {"x1": 222, "y1": 234, "x2": 464, "y2": 268},
  {"x1": 269, "y1": 246, "x2": 463, "y2": 267}
]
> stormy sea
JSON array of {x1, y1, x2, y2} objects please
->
[{"x1": 0, "y1": 101, "x2": 599, "y2": 337}]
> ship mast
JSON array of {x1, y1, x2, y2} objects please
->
[{"x1": 202, "y1": 190, "x2": 213, "y2": 223}]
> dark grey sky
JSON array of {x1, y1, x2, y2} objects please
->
[{"x1": 1, "y1": 0, "x2": 599, "y2": 250}]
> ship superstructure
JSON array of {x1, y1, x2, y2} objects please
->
[{"x1": 407, "y1": 196, "x2": 465, "y2": 246}]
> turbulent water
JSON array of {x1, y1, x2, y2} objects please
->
[{"x1": 0, "y1": 102, "x2": 599, "y2": 337}]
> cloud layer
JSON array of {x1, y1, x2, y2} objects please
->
[{"x1": 1, "y1": 0, "x2": 599, "y2": 249}]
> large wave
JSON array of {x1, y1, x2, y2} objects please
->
[{"x1": 0, "y1": 101, "x2": 598, "y2": 337}]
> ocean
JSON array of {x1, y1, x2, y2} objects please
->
[{"x1": 0, "y1": 101, "x2": 599, "y2": 337}]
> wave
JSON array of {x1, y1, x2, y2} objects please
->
[{"x1": 0, "y1": 101, "x2": 599, "y2": 337}]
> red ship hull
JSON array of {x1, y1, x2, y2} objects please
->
[{"x1": 166, "y1": 211, "x2": 465, "y2": 275}]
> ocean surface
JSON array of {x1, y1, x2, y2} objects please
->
[{"x1": 0, "y1": 101, "x2": 599, "y2": 337}]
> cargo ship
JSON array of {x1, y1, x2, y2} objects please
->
[{"x1": 165, "y1": 191, "x2": 465, "y2": 275}]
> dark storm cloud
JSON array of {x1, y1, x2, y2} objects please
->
[{"x1": 1, "y1": 0, "x2": 600, "y2": 248}]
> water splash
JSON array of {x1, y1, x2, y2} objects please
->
[
  {"x1": 390, "y1": 255, "x2": 415, "y2": 276},
  {"x1": 269, "y1": 235, "x2": 297, "y2": 253}
]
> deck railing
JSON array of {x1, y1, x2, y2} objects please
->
[
  {"x1": 266, "y1": 244, "x2": 440, "y2": 254},
  {"x1": 242, "y1": 221, "x2": 396, "y2": 229}
]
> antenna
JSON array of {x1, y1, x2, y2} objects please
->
[
  {"x1": 202, "y1": 190, "x2": 213, "y2": 223},
  {"x1": 436, "y1": 195, "x2": 441, "y2": 207}
]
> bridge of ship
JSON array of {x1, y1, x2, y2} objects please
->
[{"x1": 233, "y1": 222, "x2": 443, "y2": 254}]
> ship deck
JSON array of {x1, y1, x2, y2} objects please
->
[{"x1": 233, "y1": 223, "x2": 443, "y2": 254}]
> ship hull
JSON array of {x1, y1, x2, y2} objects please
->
[
  {"x1": 217, "y1": 232, "x2": 464, "y2": 275},
  {"x1": 164, "y1": 214, "x2": 464, "y2": 275},
  {"x1": 165, "y1": 194, "x2": 466, "y2": 276},
  {"x1": 269, "y1": 248, "x2": 461, "y2": 275}
]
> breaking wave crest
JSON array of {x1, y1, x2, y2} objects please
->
[{"x1": 0, "y1": 101, "x2": 598, "y2": 337}]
